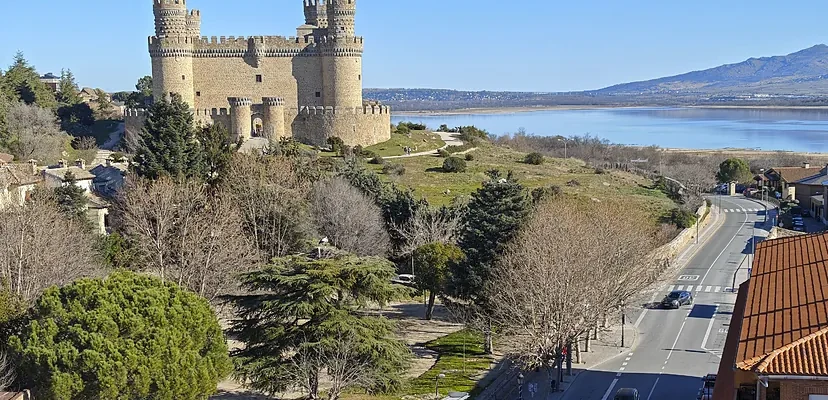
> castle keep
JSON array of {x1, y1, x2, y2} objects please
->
[{"x1": 126, "y1": 0, "x2": 390, "y2": 146}]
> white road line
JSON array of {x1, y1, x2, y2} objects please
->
[
  {"x1": 645, "y1": 377, "x2": 661, "y2": 400},
  {"x1": 666, "y1": 318, "x2": 689, "y2": 362},
  {"x1": 619, "y1": 367, "x2": 625, "y2": 371},
  {"x1": 714, "y1": 286, "x2": 721, "y2": 293},
  {"x1": 676, "y1": 285, "x2": 684, "y2": 291},
  {"x1": 700, "y1": 202, "x2": 750, "y2": 285},
  {"x1": 601, "y1": 378, "x2": 620, "y2": 400},
  {"x1": 667, "y1": 285, "x2": 675, "y2": 291},
  {"x1": 705, "y1": 286, "x2": 712, "y2": 292},
  {"x1": 616, "y1": 372, "x2": 622, "y2": 377},
  {"x1": 622, "y1": 362, "x2": 628, "y2": 366},
  {"x1": 686, "y1": 285, "x2": 694, "y2": 292},
  {"x1": 701, "y1": 305, "x2": 719, "y2": 350}
]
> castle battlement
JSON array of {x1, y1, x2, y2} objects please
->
[
  {"x1": 154, "y1": 0, "x2": 187, "y2": 8},
  {"x1": 298, "y1": 105, "x2": 390, "y2": 116},
  {"x1": 124, "y1": 108, "x2": 147, "y2": 118}
]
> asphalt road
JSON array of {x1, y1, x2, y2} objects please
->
[{"x1": 560, "y1": 196, "x2": 771, "y2": 400}]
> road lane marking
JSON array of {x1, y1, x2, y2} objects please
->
[
  {"x1": 645, "y1": 377, "x2": 661, "y2": 400},
  {"x1": 701, "y1": 305, "x2": 719, "y2": 351},
  {"x1": 686, "y1": 285, "x2": 694, "y2": 292},
  {"x1": 676, "y1": 285, "x2": 684, "y2": 290},
  {"x1": 705, "y1": 286, "x2": 712, "y2": 292},
  {"x1": 601, "y1": 378, "x2": 620, "y2": 400},
  {"x1": 666, "y1": 318, "x2": 689, "y2": 362},
  {"x1": 619, "y1": 367, "x2": 625, "y2": 371},
  {"x1": 699, "y1": 203, "x2": 750, "y2": 285},
  {"x1": 616, "y1": 372, "x2": 622, "y2": 377},
  {"x1": 622, "y1": 362, "x2": 628, "y2": 366},
  {"x1": 667, "y1": 285, "x2": 675, "y2": 291},
  {"x1": 714, "y1": 286, "x2": 721, "y2": 292}
]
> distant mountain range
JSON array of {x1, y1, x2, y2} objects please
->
[{"x1": 366, "y1": 45, "x2": 828, "y2": 111}]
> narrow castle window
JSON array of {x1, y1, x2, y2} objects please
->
[
  {"x1": 182, "y1": 75, "x2": 186, "y2": 80},
  {"x1": 358, "y1": 75, "x2": 361, "y2": 81},
  {"x1": 256, "y1": 75, "x2": 263, "y2": 83},
  {"x1": 315, "y1": 92, "x2": 321, "y2": 98},
  {"x1": 196, "y1": 91, "x2": 201, "y2": 97}
]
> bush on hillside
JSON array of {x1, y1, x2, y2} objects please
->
[
  {"x1": 443, "y1": 157, "x2": 467, "y2": 173},
  {"x1": 524, "y1": 152, "x2": 544, "y2": 165},
  {"x1": 327, "y1": 136, "x2": 345, "y2": 154},
  {"x1": 438, "y1": 149, "x2": 450, "y2": 158},
  {"x1": 382, "y1": 163, "x2": 406, "y2": 176},
  {"x1": 663, "y1": 208, "x2": 698, "y2": 229},
  {"x1": 369, "y1": 155, "x2": 386, "y2": 165},
  {"x1": 9, "y1": 271, "x2": 232, "y2": 400},
  {"x1": 465, "y1": 153, "x2": 475, "y2": 161}
]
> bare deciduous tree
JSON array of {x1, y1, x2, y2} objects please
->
[
  {"x1": 488, "y1": 197, "x2": 668, "y2": 370},
  {"x1": 394, "y1": 205, "x2": 464, "y2": 257},
  {"x1": 0, "y1": 352, "x2": 14, "y2": 390},
  {"x1": 222, "y1": 154, "x2": 312, "y2": 261},
  {"x1": 116, "y1": 177, "x2": 258, "y2": 300},
  {"x1": 0, "y1": 196, "x2": 98, "y2": 302},
  {"x1": 310, "y1": 177, "x2": 390, "y2": 257},
  {"x1": 3, "y1": 103, "x2": 68, "y2": 163}
]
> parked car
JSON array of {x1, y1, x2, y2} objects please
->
[
  {"x1": 391, "y1": 274, "x2": 416, "y2": 286},
  {"x1": 615, "y1": 388, "x2": 640, "y2": 400},
  {"x1": 661, "y1": 290, "x2": 693, "y2": 309},
  {"x1": 793, "y1": 217, "x2": 806, "y2": 232}
]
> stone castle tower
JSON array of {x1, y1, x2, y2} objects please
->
[{"x1": 126, "y1": 0, "x2": 390, "y2": 147}]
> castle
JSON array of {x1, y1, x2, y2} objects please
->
[{"x1": 125, "y1": 0, "x2": 390, "y2": 147}]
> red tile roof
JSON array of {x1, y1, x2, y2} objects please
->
[
  {"x1": 735, "y1": 231, "x2": 828, "y2": 376},
  {"x1": 770, "y1": 166, "x2": 825, "y2": 184}
]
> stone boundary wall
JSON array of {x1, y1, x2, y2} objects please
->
[{"x1": 655, "y1": 201, "x2": 711, "y2": 262}]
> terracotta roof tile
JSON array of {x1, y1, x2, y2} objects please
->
[
  {"x1": 770, "y1": 166, "x2": 825, "y2": 184},
  {"x1": 735, "y1": 231, "x2": 828, "y2": 376}
]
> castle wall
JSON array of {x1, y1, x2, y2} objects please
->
[
  {"x1": 191, "y1": 53, "x2": 322, "y2": 111},
  {"x1": 322, "y1": 53, "x2": 362, "y2": 107},
  {"x1": 288, "y1": 106, "x2": 390, "y2": 147}
]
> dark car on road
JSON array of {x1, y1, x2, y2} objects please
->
[
  {"x1": 614, "y1": 388, "x2": 640, "y2": 400},
  {"x1": 661, "y1": 290, "x2": 693, "y2": 309}
]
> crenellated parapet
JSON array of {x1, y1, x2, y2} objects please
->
[
  {"x1": 262, "y1": 97, "x2": 285, "y2": 106},
  {"x1": 186, "y1": 9, "x2": 201, "y2": 37},
  {"x1": 298, "y1": 105, "x2": 390, "y2": 115},
  {"x1": 124, "y1": 108, "x2": 148, "y2": 118},
  {"x1": 228, "y1": 97, "x2": 254, "y2": 107}
]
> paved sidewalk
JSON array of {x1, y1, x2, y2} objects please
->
[{"x1": 476, "y1": 325, "x2": 638, "y2": 400}]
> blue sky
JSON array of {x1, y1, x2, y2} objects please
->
[{"x1": 2, "y1": 0, "x2": 827, "y2": 92}]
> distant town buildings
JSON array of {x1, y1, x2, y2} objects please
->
[{"x1": 39, "y1": 73, "x2": 60, "y2": 92}]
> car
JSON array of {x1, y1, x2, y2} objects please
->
[
  {"x1": 614, "y1": 388, "x2": 640, "y2": 400},
  {"x1": 391, "y1": 274, "x2": 416, "y2": 286},
  {"x1": 698, "y1": 374, "x2": 716, "y2": 400},
  {"x1": 661, "y1": 290, "x2": 693, "y2": 309}
]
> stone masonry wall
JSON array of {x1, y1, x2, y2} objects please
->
[
  {"x1": 780, "y1": 380, "x2": 828, "y2": 400},
  {"x1": 288, "y1": 107, "x2": 390, "y2": 147}
]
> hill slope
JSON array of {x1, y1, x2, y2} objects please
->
[{"x1": 597, "y1": 45, "x2": 828, "y2": 95}]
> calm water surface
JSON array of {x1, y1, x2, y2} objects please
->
[{"x1": 391, "y1": 108, "x2": 828, "y2": 152}]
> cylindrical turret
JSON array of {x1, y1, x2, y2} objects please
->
[
  {"x1": 304, "y1": 0, "x2": 328, "y2": 28},
  {"x1": 322, "y1": 38, "x2": 364, "y2": 108},
  {"x1": 153, "y1": 0, "x2": 188, "y2": 38},
  {"x1": 186, "y1": 9, "x2": 201, "y2": 37},
  {"x1": 150, "y1": 36, "x2": 195, "y2": 107},
  {"x1": 262, "y1": 97, "x2": 287, "y2": 140},
  {"x1": 327, "y1": 0, "x2": 356, "y2": 37},
  {"x1": 229, "y1": 97, "x2": 253, "y2": 141}
]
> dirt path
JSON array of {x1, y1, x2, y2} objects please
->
[{"x1": 384, "y1": 131, "x2": 466, "y2": 159}]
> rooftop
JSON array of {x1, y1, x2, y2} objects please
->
[
  {"x1": 43, "y1": 166, "x2": 95, "y2": 181},
  {"x1": 735, "y1": 231, "x2": 828, "y2": 375},
  {"x1": 769, "y1": 166, "x2": 825, "y2": 185}
]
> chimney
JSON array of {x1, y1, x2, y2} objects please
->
[
  {"x1": 57, "y1": 159, "x2": 67, "y2": 168},
  {"x1": 27, "y1": 159, "x2": 37, "y2": 175},
  {"x1": 75, "y1": 158, "x2": 86, "y2": 170},
  {"x1": 105, "y1": 158, "x2": 112, "y2": 167},
  {"x1": 804, "y1": 162, "x2": 811, "y2": 169}
]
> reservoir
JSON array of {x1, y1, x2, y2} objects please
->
[{"x1": 392, "y1": 107, "x2": 828, "y2": 152}]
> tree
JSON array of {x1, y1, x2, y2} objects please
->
[
  {"x1": 8, "y1": 271, "x2": 232, "y2": 400},
  {"x1": 198, "y1": 123, "x2": 240, "y2": 187},
  {"x1": 226, "y1": 254, "x2": 410, "y2": 399},
  {"x1": 2, "y1": 102, "x2": 69, "y2": 163},
  {"x1": 133, "y1": 93, "x2": 203, "y2": 181},
  {"x1": 0, "y1": 195, "x2": 98, "y2": 302},
  {"x1": 524, "y1": 152, "x2": 544, "y2": 165},
  {"x1": 56, "y1": 69, "x2": 82, "y2": 106},
  {"x1": 116, "y1": 177, "x2": 258, "y2": 300},
  {"x1": 53, "y1": 171, "x2": 88, "y2": 221},
  {"x1": 94, "y1": 88, "x2": 114, "y2": 119},
  {"x1": 2, "y1": 52, "x2": 56, "y2": 109},
  {"x1": 310, "y1": 177, "x2": 390, "y2": 257},
  {"x1": 487, "y1": 197, "x2": 666, "y2": 373},
  {"x1": 394, "y1": 204, "x2": 465, "y2": 257},
  {"x1": 443, "y1": 156, "x2": 467, "y2": 173},
  {"x1": 126, "y1": 75, "x2": 153, "y2": 109},
  {"x1": 221, "y1": 153, "x2": 312, "y2": 261},
  {"x1": 414, "y1": 243, "x2": 464, "y2": 320},
  {"x1": 451, "y1": 170, "x2": 530, "y2": 353},
  {"x1": 716, "y1": 158, "x2": 752, "y2": 183}
]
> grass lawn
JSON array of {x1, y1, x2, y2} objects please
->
[
  {"x1": 366, "y1": 131, "x2": 446, "y2": 157},
  {"x1": 88, "y1": 119, "x2": 122, "y2": 146},
  {"x1": 370, "y1": 143, "x2": 676, "y2": 217},
  {"x1": 408, "y1": 330, "x2": 492, "y2": 397}
]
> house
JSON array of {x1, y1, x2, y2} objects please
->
[
  {"x1": 42, "y1": 159, "x2": 95, "y2": 192},
  {"x1": 39, "y1": 72, "x2": 60, "y2": 92},
  {"x1": 90, "y1": 160, "x2": 128, "y2": 199},
  {"x1": 0, "y1": 161, "x2": 43, "y2": 209},
  {"x1": 765, "y1": 163, "x2": 828, "y2": 214},
  {"x1": 0, "y1": 153, "x2": 13, "y2": 166},
  {"x1": 0, "y1": 391, "x2": 31, "y2": 400},
  {"x1": 713, "y1": 231, "x2": 828, "y2": 400},
  {"x1": 79, "y1": 87, "x2": 109, "y2": 104}
]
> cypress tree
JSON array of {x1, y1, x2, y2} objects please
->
[
  {"x1": 54, "y1": 171, "x2": 88, "y2": 222},
  {"x1": 133, "y1": 93, "x2": 203, "y2": 181}
]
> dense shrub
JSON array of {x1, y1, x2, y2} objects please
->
[
  {"x1": 595, "y1": 167, "x2": 608, "y2": 174},
  {"x1": 395, "y1": 124, "x2": 410, "y2": 135},
  {"x1": 443, "y1": 157, "x2": 467, "y2": 173},
  {"x1": 398, "y1": 121, "x2": 427, "y2": 131},
  {"x1": 531, "y1": 185, "x2": 563, "y2": 203},
  {"x1": 369, "y1": 155, "x2": 386, "y2": 165},
  {"x1": 327, "y1": 136, "x2": 345, "y2": 154},
  {"x1": 465, "y1": 153, "x2": 475, "y2": 161},
  {"x1": 438, "y1": 149, "x2": 450, "y2": 158},
  {"x1": 9, "y1": 271, "x2": 231, "y2": 400},
  {"x1": 382, "y1": 163, "x2": 406, "y2": 176},
  {"x1": 524, "y1": 152, "x2": 544, "y2": 165},
  {"x1": 663, "y1": 208, "x2": 698, "y2": 229},
  {"x1": 445, "y1": 143, "x2": 476, "y2": 154}
]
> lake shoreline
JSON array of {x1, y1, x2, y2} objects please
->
[{"x1": 393, "y1": 104, "x2": 828, "y2": 116}]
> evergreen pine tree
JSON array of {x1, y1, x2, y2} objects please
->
[
  {"x1": 54, "y1": 171, "x2": 88, "y2": 222},
  {"x1": 226, "y1": 253, "x2": 411, "y2": 399},
  {"x1": 57, "y1": 69, "x2": 82, "y2": 106},
  {"x1": 197, "y1": 123, "x2": 239, "y2": 186},
  {"x1": 133, "y1": 93, "x2": 203, "y2": 180},
  {"x1": 56, "y1": 69, "x2": 94, "y2": 134},
  {"x1": 451, "y1": 170, "x2": 530, "y2": 300},
  {"x1": 3, "y1": 52, "x2": 56, "y2": 109}
]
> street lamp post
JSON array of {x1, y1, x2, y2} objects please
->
[
  {"x1": 434, "y1": 373, "x2": 445, "y2": 399},
  {"x1": 620, "y1": 301, "x2": 627, "y2": 347},
  {"x1": 518, "y1": 373, "x2": 525, "y2": 400}
]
